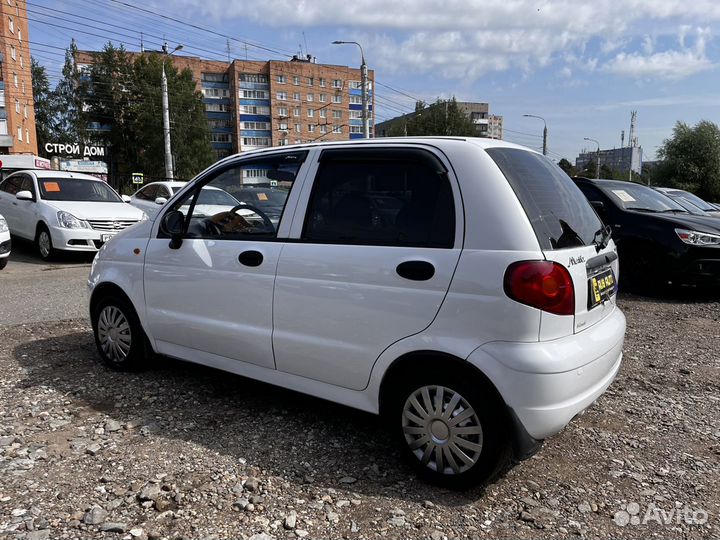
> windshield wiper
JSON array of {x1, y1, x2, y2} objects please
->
[
  {"x1": 592, "y1": 224, "x2": 612, "y2": 252},
  {"x1": 627, "y1": 207, "x2": 658, "y2": 213}
]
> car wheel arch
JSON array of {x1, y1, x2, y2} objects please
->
[
  {"x1": 90, "y1": 282, "x2": 139, "y2": 320},
  {"x1": 377, "y1": 350, "x2": 508, "y2": 418}
]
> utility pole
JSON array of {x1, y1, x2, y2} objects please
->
[
  {"x1": 523, "y1": 114, "x2": 547, "y2": 155},
  {"x1": 584, "y1": 137, "x2": 600, "y2": 179},
  {"x1": 332, "y1": 40, "x2": 370, "y2": 138},
  {"x1": 161, "y1": 42, "x2": 183, "y2": 180}
]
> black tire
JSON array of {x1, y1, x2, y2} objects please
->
[
  {"x1": 0, "y1": 257, "x2": 7, "y2": 270},
  {"x1": 386, "y1": 369, "x2": 511, "y2": 489},
  {"x1": 35, "y1": 224, "x2": 56, "y2": 261},
  {"x1": 91, "y1": 294, "x2": 150, "y2": 371}
]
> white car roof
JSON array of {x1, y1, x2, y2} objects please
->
[{"x1": 139, "y1": 181, "x2": 188, "y2": 189}]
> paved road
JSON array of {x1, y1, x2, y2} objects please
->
[{"x1": 0, "y1": 238, "x2": 92, "y2": 325}]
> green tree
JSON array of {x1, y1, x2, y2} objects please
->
[
  {"x1": 31, "y1": 58, "x2": 55, "y2": 156},
  {"x1": 53, "y1": 39, "x2": 88, "y2": 144},
  {"x1": 656, "y1": 120, "x2": 720, "y2": 200},
  {"x1": 387, "y1": 97, "x2": 478, "y2": 137},
  {"x1": 557, "y1": 158, "x2": 576, "y2": 176}
]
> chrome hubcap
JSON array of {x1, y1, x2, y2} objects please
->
[
  {"x1": 402, "y1": 385, "x2": 483, "y2": 475},
  {"x1": 97, "y1": 306, "x2": 132, "y2": 362},
  {"x1": 39, "y1": 232, "x2": 50, "y2": 258}
]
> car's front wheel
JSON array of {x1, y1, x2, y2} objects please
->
[
  {"x1": 0, "y1": 258, "x2": 7, "y2": 270},
  {"x1": 36, "y1": 224, "x2": 56, "y2": 261},
  {"x1": 91, "y1": 295, "x2": 149, "y2": 371},
  {"x1": 389, "y1": 371, "x2": 510, "y2": 489}
]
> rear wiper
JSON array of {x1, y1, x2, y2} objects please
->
[{"x1": 592, "y1": 224, "x2": 612, "y2": 252}]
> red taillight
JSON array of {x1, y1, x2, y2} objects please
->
[{"x1": 504, "y1": 260, "x2": 575, "y2": 316}]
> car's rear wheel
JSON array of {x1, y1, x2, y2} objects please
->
[
  {"x1": 91, "y1": 295, "x2": 148, "y2": 371},
  {"x1": 36, "y1": 224, "x2": 56, "y2": 261},
  {"x1": 388, "y1": 370, "x2": 510, "y2": 489}
]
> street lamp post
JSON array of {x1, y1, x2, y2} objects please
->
[
  {"x1": 523, "y1": 114, "x2": 547, "y2": 156},
  {"x1": 161, "y1": 42, "x2": 183, "y2": 180},
  {"x1": 584, "y1": 137, "x2": 600, "y2": 179},
  {"x1": 332, "y1": 40, "x2": 370, "y2": 138}
]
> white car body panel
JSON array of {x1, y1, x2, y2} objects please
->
[
  {"x1": 88, "y1": 138, "x2": 625, "y2": 445},
  {"x1": 0, "y1": 213, "x2": 10, "y2": 260}
]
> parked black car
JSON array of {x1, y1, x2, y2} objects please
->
[
  {"x1": 573, "y1": 177, "x2": 720, "y2": 290},
  {"x1": 654, "y1": 187, "x2": 720, "y2": 217}
]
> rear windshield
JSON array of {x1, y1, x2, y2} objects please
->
[{"x1": 486, "y1": 148, "x2": 603, "y2": 250}]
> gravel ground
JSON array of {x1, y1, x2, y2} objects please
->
[{"x1": 0, "y1": 294, "x2": 718, "y2": 539}]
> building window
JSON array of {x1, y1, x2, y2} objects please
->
[
  {"x1": 319, "y1": 109, "x2": 326, "y2": 118},
  {"x1": 319, "y1": 78, "x2": 326, "y2": 87},
  {"x1": 295, "y1": 124, "x2": 301, "y2": 133},
  {"x1": 242, "y1": 137, "x2": 271, "y2": 146},
  {"x1": 277, "y1": 107, "x2": 288, "y2": 117},
  {"x1": 332, "y1": 110, "x2": 342, "y2": 119},
  {"x1": 332, "y1": 79, "x2": 342, "y2": 88},
  {"x1": 241, "y1": 121, "x2": 270, "y2": 130},
  {"x1": 279, "y1": 122, "x2": 288, "y2": 130},
  {"x1": 19, "y1": 55, "x2": 22, "y2": 68},
  {"x1": 241, "y1": 89, "x2": 269, "y2": 99},
  {"x1": 17, "y1": 126, "x2": 21, "y2": 140},
  {"x1": 306, "y1": 93, "x2": 314, "y2": 102},
  {"x1": 307, "y1": 109, "x2": 314, "y2": 118},
  {"x1": 203, "y1": 87, "x2": 231, "y2": 99},
  {"x1": 8, "y1": 16, "x2": 14, "y2": 34},
  {"x1": 308, "y1": 124, "x2": 315, "y2": 133},
  {"x1": 307, "y1": 77, "x2": 314, "y2": 86},
  {"x1": 293, "y1": 76, "x2": 300, "y2": 85},
  {"x1": 332, "y1": 125, "x2": 342, "y2": 133},
  {"x1": 0, "y1": 119, "x2": 7, "y2": 135},
  {"x1": 240, "y1": 105, "x2": 271, "y2": 115},
  {"x1": 278, "y1": 139, "x2": 288, "y2": 146},
  {"x1": 332, "y1": 95, "x2": 342, "y2": 103},
  {"x1": 349, "y1": 110, "x2": 364, "y2": 119},
  {"x1": 25, "y1": 129, "x2": 29, "y2": 143},
  {"x1": 350, "y1": 126, "x2": 363, "y2": 134},
  {"x1": 276, "y1": 74, "x2": 286, "y2": 83},
  {"x1": 205, "y1": 103, "x2": 230, "y2": 112},
  {"x1": 240, "y1": 73, "x2": 268, "y2": 84},
  {"x1": 320, "y1": 125, "x2": 327, "y2": 134},
  {"x1": 10, "y1": 45, "x2": 15, "y2": 60},
  {"x1": 350, "y1": 95, "x2": 362, "y2": 105},
  {"x1": 350, "y1": 81, "x2": 366, "y2": 90},
  {"x1": 276, "y1": 91, "x2": 287, "y2": 100},
  {"x1": 293, "y1": 107, "x2": 300, "y2": 117},
  {"x1": 23, "y1": 104, "x2": 27, "y2": 118},
  {"x1": 202, "y1": 72, "x2": 228, "y2": 82},
  {"x1": 15, "y1": 99, "x2": 19, "y2": 113},
  {"x1": 17, "y1": 28, "x2": 21, "y2": 42},
  {"x1": 293, "y1": 92, "x2": 300, "y2": 101},
  {"x1": 210, "y1": 133, "x2": 232, "y2": 143},
  {"x1": 319, "y1": 93, "x2": 327, "y2": 103}
]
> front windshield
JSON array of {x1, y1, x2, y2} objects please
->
[
  {"x1": 668, "y1": 190, "x2": 716, "y2": 212},
  {"x1": 601, "y1": 182, "x2": 687, "y2": 212},
  {"x1": 39, "y1": 178, "x2": 122, "y2": 202},
  {"x1": 234, "y1": 188, "x2": 288, "y2": 218}
]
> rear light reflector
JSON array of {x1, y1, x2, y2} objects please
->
[{"x1": 504, "y1": 260, "x2": 575, "y2": 316}]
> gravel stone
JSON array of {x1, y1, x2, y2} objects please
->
[{"x1": 83, "y1": 506, "x2": 107, "y2": 525}]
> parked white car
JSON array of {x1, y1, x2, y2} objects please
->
[
  {"x1": 88, "y1": 138, "x2": 626, "y2": 488},
  {"x1": 0, "y1": 171, "x2": 146, "y2": 260},
  {"x1": 129, "y1": 181, "x2": 187, "y2": 219},
  {"x1": 0, "y1": 213, "x2": 10, "y2": 270}
]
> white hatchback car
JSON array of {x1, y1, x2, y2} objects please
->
[
  {"x1": 0, "y1": 171, "x2": 146, "y2": 260},
  {"x1": 88, "y1": 138, "x2": 626, "y2": 487},
  {"x1": 0, "y1": 213, "x2": 10, "y2": 270}
]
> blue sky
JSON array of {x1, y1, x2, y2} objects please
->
[{"x1": 28, "y1": 0, "x2": 720, "y2": 162}]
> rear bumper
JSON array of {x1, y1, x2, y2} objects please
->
[{"x1": 467, "y1": 306, "x2": 625, "y2": 440}]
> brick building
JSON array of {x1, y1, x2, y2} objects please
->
[
  {"x1": 76, "y1": 51, "x2": 375, "y2": 160},
  {"x1": 0, "y1": 0, "x2": 38, "y2": 154}
]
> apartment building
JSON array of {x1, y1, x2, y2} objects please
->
[
  {"x1": 575, "y1": 145, "x2": 643, "y2": 175},
  {"x1": 76, "y1": 51, "x2": 375, "y2": 160},
  {"x1": 0, "y1": 0, "x2": 37, "y2": 154}
]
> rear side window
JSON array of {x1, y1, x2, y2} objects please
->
[
  {"x1": 303, "y1": 148, "x2": 455, "y2": 248},
  {"x1": 487, "y1": 148, "x2": 603, "y2": 250}
]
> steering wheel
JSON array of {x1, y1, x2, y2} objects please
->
[{"x1": 206, "y1": 203, "x2": 274, "y2": 236}]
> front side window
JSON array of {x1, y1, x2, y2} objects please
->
[
  {"x1": 303, "y1": 149, "x2": 455, "y2": 247},
  {"x1": 0, "y1": 174, "x2": 23, "y2": 195},
  {"x1": 166, "y1": 152, "x2": 308, "y2": 240},
  {"x1": 136, "y1": 185, "x2": 158, "y2": 201}
]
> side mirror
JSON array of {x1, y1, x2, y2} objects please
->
[
  {"x1": 154, "y1": 197, "x2": 168, "y2": 206},
  {"x1": 590, "y1": 200, "x2": 605, "y2": 212},
  {"x1": 266, "y1": 169, "x2": 296, "y2": 182},
  {"x1": 16, "y1": 190, "x2": 33, "y2": 201},
  {"x1": 161, "y1": 210, "x2": 185, "y2": 249},
  {"x1": 121, "y1": 195, "x2": 132, "y2": 203}
]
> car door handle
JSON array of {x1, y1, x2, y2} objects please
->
[
  {"x1": 238, "y1": 250, "x2": 263, "y2": 267},
  {"x1": 396, "y1": 260, "x2": 435, "y2": 281}
]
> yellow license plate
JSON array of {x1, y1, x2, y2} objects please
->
[{"x1": 588, "y1": 268, "x2": 616, "y2": 309}]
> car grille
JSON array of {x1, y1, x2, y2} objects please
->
[{"x1": 87, "y1": 219, "x2": 139, "y2": 232}]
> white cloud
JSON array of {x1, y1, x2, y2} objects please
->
[{"x1": 174, "y1": 0, "x2": 720, "y2": 80}]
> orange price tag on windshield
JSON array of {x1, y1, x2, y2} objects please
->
[
  {"x1": 44, "y1": 182, "x2": 61, "y2": 192},
  {"x1": 257, "y1": 193, "x2": 268, "y2": 201}
]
